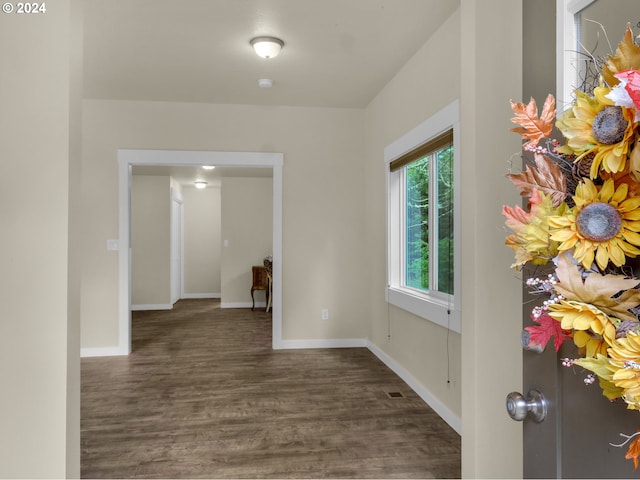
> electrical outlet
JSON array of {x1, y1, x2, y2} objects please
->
[{"x1": 321, "y1": 309, "x2": 329, "y2": 320}]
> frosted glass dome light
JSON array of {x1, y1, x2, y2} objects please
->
[{"x1": 250, "y1": 36, "x2": 284, "y2": 59}]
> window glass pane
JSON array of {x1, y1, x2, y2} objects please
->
[
  {"x1": 436, "y1": 146, "x2": 454, "y2": 295},
  {"x1": 405, "y1": 156, "x2": 429, "y2": 291}
]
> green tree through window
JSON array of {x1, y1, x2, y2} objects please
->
[
  {"x1": 406, "y1": 156, "x2": 429, "y2": 290},
  {"x1": 405, "y1": 145, "x2": 453, "y2": 294}
]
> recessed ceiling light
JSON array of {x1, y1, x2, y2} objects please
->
[
  {"x1": 202, "y1": 165, "x2": 215, "y2": 170},
  {"x1": 250, "y1": 36, "x2": 284, "y2": 59},
  {"x1": 194, "y1": 181, "x2": 207, "y2": 189}
]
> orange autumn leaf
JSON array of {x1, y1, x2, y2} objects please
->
[
  {"x1": 626, "y1": 433, "x2": 640, "y2": 471},
  {"x1": 506, "y1": 153, "x2": 567, "y2": 207},
  {"x1": 602, "y1": 24, "x2": 640, "y2": 87},
  {"x1": 510, "y1": 94, "x2": 556, "y2": 147}
]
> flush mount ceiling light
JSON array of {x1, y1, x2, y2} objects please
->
[
  {"x1": 201, "y1": 165, "x2": 215, "y2": 170},
  {"x1": 194, "y1": 181, "x2": 207, "y2": 189},
  {"x1": 250, "y1": 36, "x2": 284, "y2": 59}
]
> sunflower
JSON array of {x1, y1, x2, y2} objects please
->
[
  {"x1": 548, "y1": 178, "x2": 640, "y2": 270},
  {"x1": 555, "y1": 88, "x2": 636, "y2": 178},
  {"x1": 608, "y1": 333, "x2": 640, "y2": 410},
  {"x1": 547, "y1": 300, "x2": 618, "y2": 357}
]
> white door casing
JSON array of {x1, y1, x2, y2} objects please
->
[
  {"x1": 170, "y1": 189, "x2": 183, "y2": 305},
  {"x1": 118, "y1": 150, "x2": 284, "y2": 355}
]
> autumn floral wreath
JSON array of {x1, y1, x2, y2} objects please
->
[{"x1": 503, "y1": 25, "x2": 640, "y2": 468}]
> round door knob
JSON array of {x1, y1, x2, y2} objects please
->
[{"x1": 506, "y1": 389, "x2": 547, "y2": 423}]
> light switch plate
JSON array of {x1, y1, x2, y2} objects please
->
[{"x1": 107, "y1": 239, "x2": 119, "y2": 251}]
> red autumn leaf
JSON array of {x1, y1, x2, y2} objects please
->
[
  {"x1": 626, "y1": 433, "x2": 640, "y2": 471},
  {"x1": 616, "y1": 69, "x2": 640, "y2": 111},
  {"x1": 525, "y1": 312, "x2": 570, "y2": 352},
  {"x1": 510, "y1": 94, "x2": 556, "y2": 147}
]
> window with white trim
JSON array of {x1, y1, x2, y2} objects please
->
[{"x1": 385, "y1": 100, "x2": 460, "y2": 333}]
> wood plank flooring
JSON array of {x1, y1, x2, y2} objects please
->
[{"x1": 81, "y1": 299, "x2": 461, "y2": 478}]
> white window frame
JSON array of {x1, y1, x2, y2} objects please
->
[
  {"x1": 556, "y1": 0, "x2": 597, "y2": 108},
  {"x1": 384, "y1": 100, "x2": 461, "y2": 333}
]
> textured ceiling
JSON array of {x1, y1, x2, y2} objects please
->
[{"x1": 83, "y1": 0, "x2": 458, "y2": 108}]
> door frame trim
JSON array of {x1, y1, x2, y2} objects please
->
[
  {"x1": 118, "y1": 149, "x2": 284, "y2": 354},
  {"x1": 170, "y1": 189, "x2": 184, "y2": 305}
]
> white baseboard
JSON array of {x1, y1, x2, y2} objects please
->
[
  {"x1": 366, "y1": 340, "x2": 462, "y2": 435},
  {"x1": 278, "y1": 338, "x2": 367, "y2": 349},
  {"x1": 81, "y1": 346, "x2": 128, "y2": 358},
  {"x1": 182, "y1": 293, "x2": 221, "y2": 299},
  {"x1": 220, "y1": 301, "x2": 266, "y2": 309},
  {"x1": 131, "y1": 303, "x2": 173, "y2": 311}
]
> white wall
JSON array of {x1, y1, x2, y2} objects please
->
[
  {"x1": 221, "y1": 177, "x2": 273, "y2": 307},
  {"x1": 0, "y1": 0, "x2": 81, "y2": 476},
  {"x1": 364, "y1": 1, "x2": 462, "y2": 432},
  {"x1": 80, "y1": 101, "x2": 367, "y2": 347},
  {"x1": 459, "y1": 1, "x2": 523, "y2": 477},
  {"x1": 364, "y1": 2, "x2": 524, "y2": 478},
  {"x1": 183, "y1": 185, "x2": 222, "y2": 297},
  {"x1": 131, "y1": 175, "x2": 171, "y2": 307}
]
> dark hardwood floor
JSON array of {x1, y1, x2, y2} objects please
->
[{"x1": 81, "y1": 299, "x2": 461, "y2": 478}]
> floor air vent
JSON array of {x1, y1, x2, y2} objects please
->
[{"x1": 386, "y1": 391, "x2": 404, "y2": 398}]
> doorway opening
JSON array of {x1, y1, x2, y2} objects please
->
[{"x1": 118, "y1": 149, "x2": 284, "y2": 354}]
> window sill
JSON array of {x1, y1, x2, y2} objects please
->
[{"x1": 386, "y1": 287, "x2": 460, "y2": 333}]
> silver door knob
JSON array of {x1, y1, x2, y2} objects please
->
[{"x1": 506, "y1": 389, "x2": 547, "y2": 422}]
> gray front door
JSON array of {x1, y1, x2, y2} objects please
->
[
  {"x1": 516, "y1": 1, "x2": 640, "y2": 477},
  {"x1": 522, "y1": 301, "x2": 638, "y2": 478}
]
